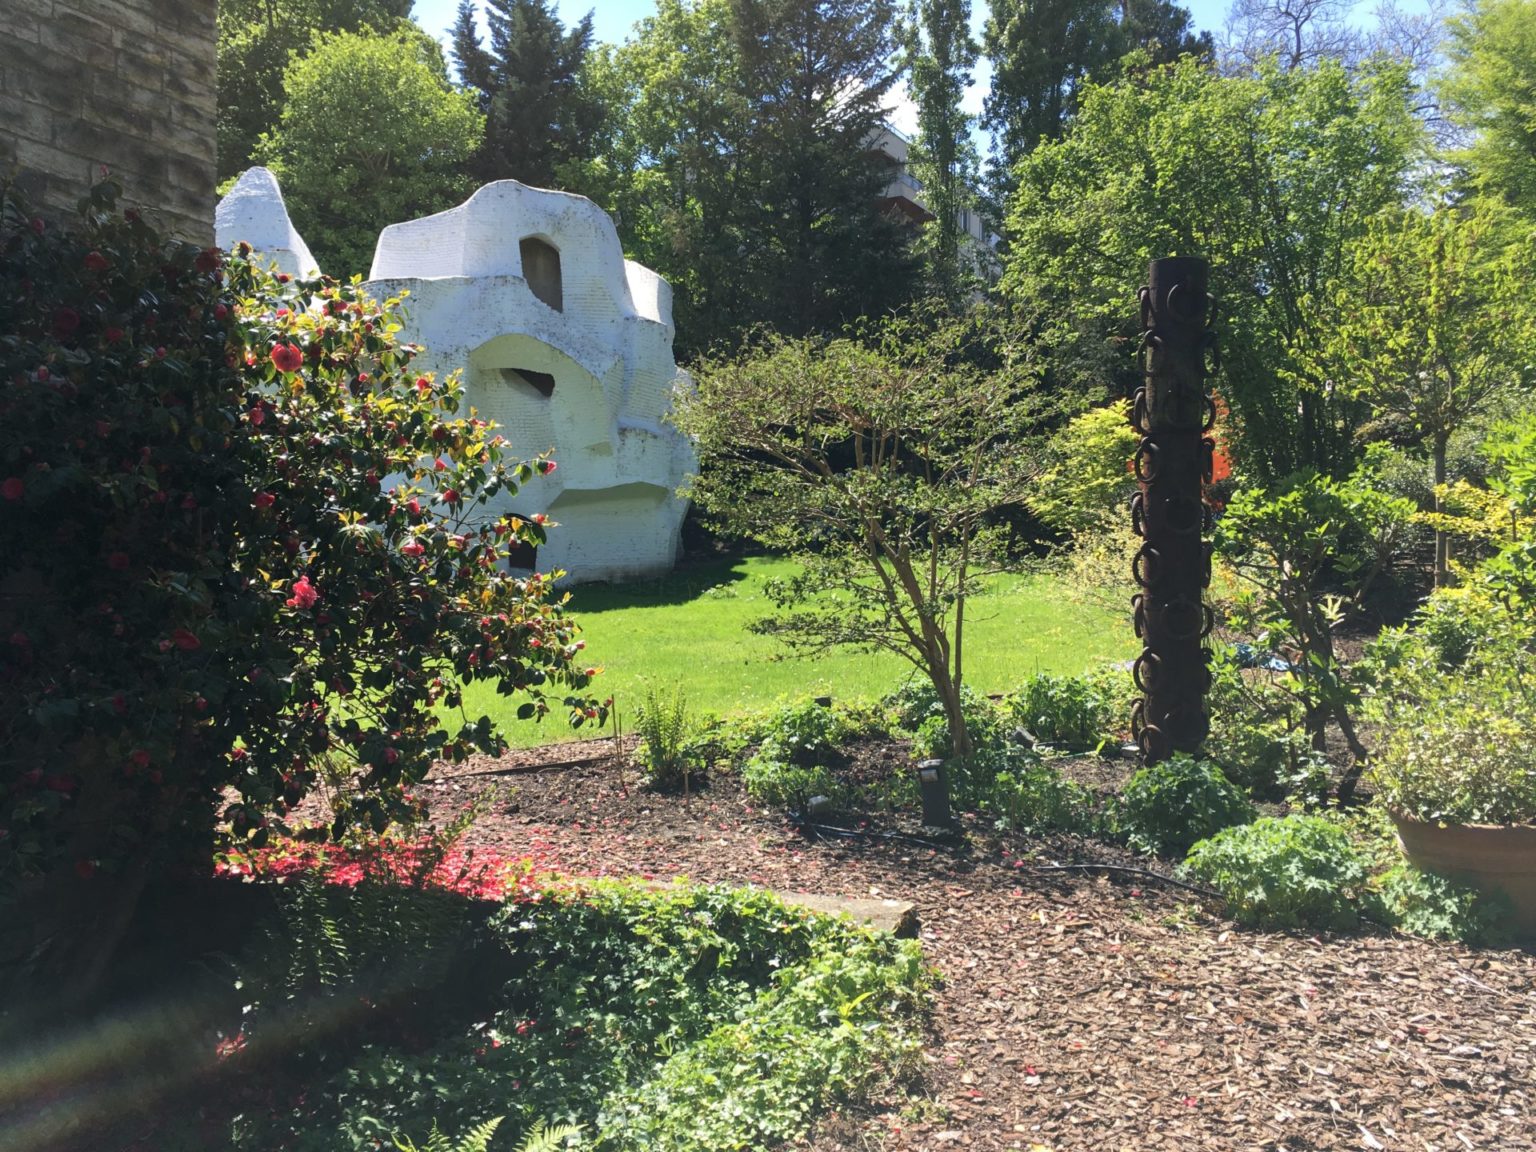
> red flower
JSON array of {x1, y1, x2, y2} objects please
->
[
  {"x1": 1, "y1": 477, "x2": 23, "y2": 502},
  {"x1": 384, "y1": 747, "x2": 399, "y2": 764},
  {"x1": 214, "y1": 303, "x2": 229, "y2": 320},
  {"x1": 285, "y1": 575, "x2": 319, "y2": 610},
  {"x1": 248, "y1": 406, "x2": 265, "y2": 426},
  {"x1": 415, "y1": 376, "x2": 431, "y2": 393},
  {"x1": 75, "y1": 859, "x2": 96, "y2": 881},
  {"x1": 195, "y1": 248, "x2": 222, "y2": 274},
  {"x1": 400, "y1": 540, "x2": 425, "y2": 557},
  {"x1": 112, "y1": 693, "x2": 127, "y2": 715},
  {"x1": 270, "y1": 343, "x2": 304, "y2": 373},
  {"x1": 29, "y1": 217, "x2": 44, "y2": 235},
  {"x1": 104, "y1": 326, "x2": 124, "y2": 344},
  {"x1": 433, "y1": 458, "x2": 447, "y2": 472},
  {"x1": 406, "y1": 498, "x2": 421, "y2": 517},
  {"x1": 107, "y1": 551, "x2": 131, "y2": 571},
  {"x1": 130, "y1": 749, "x2": 151, "y2": 769},
  {"x1": 253, "y1": 491, "x2": 276, "y2": 509},
  {"x1": 531, "y1": 513, "x2": 547, "y2": 525},
  {"x1": 539, "y1": 460, "x2": 557, "y2": 475},
  {"x1": 84, "y1": 251, "x2": 110, "y2": 272},
  {"x1": 52, "y1": 307, "x2": 80, "y2": 337},
  {"x1": 171, "y1": 628, "x2": 201, "y2": 651},
  {"x1": 441, "y1": 489, "x2": 460, "y2": 505}
]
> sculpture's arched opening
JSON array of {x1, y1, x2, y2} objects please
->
[{"x1": 519, "y1": 236, "x2": 563, "y2": 312}]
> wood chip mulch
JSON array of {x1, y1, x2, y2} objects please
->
[{"x1": 429, "y1": 738, "x2": 1536, "y2": 1152}]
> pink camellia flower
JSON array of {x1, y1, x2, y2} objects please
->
[
  {"x1": 213, "y1": 303, "x2": 228, "y2": 320},
  {"x1": 171, "y1": 628, "x2": 201, "y2": 651},
  {"x1": 84, "y1": 251, "x2": 110, "y2": 272},
  {"x1": 1, "y1": 477, "x2": 23, "y2": 502},
  {"x1": 400, "y1": 540, "x2": 425, "y2": 557},
  {"x1": 441, "y1": 489, "x2": 460, "y2": 505},
  {"x1": 384, "y1": 747, "x2": 399, "y2": 764},
  {"x1": 433, "y1": 458, "x2": 447, "y2": 472},
  {"x1": 195, "y1": 248, "x2": 222, "y2": 274},
  {"x1": 253, "y1": 491, "x2": 275, "y2": 509},
  {"x1": 285, "y1": 575, "x2": 319, "y2": 610},
  {"x1": 104, "y1": 326, "x2": 124, "y2": 345},
  {"x1": 539, "y1": 460, "x2": 557, "y2": 475},
  {"x1": 130, "y1": 749, "x2": 151, "y2": 769},
  {"x1": 531, "y1": 513, "x2": 547, "y2": 525},
  {"x1": 415, "y1": 376, "x2": 431, "y2": 393},
  {"x1": 406, "y1": 498, "x2": 421, "y2": 517},
  {"x1": 248, "y1": 406, "x2": 265, "y2": 426},
  {"x1": 52, "y1": 307, "x2": 80, "y2": 337},
  {"x1": 270, "y1": 343, "x2": 303, "y2": 373}
]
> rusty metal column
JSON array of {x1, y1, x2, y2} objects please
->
[{"x1": 1130, "y1": 258, "x2": 1215, "y2": 763}]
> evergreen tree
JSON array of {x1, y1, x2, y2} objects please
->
[
  {"x1": 450, "y1": 0, "x2": 604, "y2": 189},
  {"x1": 902, "y1": 0, "x2": 985, "y2": 302},
  {"x1": 727, "y1": 0, "x2": 918, "y2": 337},
  {"x1": 981, "y1": 0, "x2": 1208, "y2": 201}
]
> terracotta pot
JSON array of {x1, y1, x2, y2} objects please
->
[{"x1": 1389, "y1": 809, "x2": 1536, "y2": 941}]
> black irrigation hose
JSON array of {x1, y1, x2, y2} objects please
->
[{"x1": 794, "y1": 818, "x2": 1225, "y2": 902}]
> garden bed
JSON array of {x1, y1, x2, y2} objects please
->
[{"x1": 432, "y1": 738, "x2": 1535, "y2": 1152}]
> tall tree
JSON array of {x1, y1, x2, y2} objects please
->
[
  {"x1": 1442, "y1": 0, "x2": 1536, "y2": 219},
  {"x1": 1221, "y1": 0, "x2": 1364, "y2": 72},
  {"x1": 601, "y1": 0, "x2": 918, "y2": 355},
  {"x1": 450, "y1": 0, "x2": 604, "y2": 190},
  {"x1": 728, "y1": 0, "x2": 918, "y2": 336},
  {"x1": 216, "y1": 0, "x2": 414, "y2": 180},
  {"x1": 255, "y1": 28, "x2": 484, "y2": 276},
  {"x1": 901, "y1": 0, "x2": 984, "y2": 302},
  {"x1": 1001, "y1": 55, "x2": 1424, "y2": 482},
  {"x1": 982, "y1": 0, "x2": 1209, "y2": 200},
  {"x1": 1304, "y1": 200, "x2": 1536, "y2": 584}
]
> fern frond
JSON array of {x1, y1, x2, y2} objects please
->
[{"x1": 517, "y1": 1120, "x2": 583, "y2": 1152}]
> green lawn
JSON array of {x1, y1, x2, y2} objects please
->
[{"x1": 467, "y1": 554, "x2": 1135, "y2": 747}]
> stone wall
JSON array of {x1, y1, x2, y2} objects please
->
[{"x1": 0, "y1": 0, "x2": 217, "y2": 241}]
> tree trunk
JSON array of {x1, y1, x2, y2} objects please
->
[{"x1": 1433, "y1": 431, "x2": 1450, "y2": 587}]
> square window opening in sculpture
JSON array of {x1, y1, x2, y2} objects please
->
[
  {"x1": 506, "y1": 541, "x2": 538, "y2": 570},
  {"x1": 519, "y1": 236, "x2": 563, "y2": 312},
  {"x1": 499, "y1": 367, "x2": 556, "y2": 398}
]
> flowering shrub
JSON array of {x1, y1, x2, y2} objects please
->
[{"x1": 0, "y1": 179, "x2": 602, "y2": 994}]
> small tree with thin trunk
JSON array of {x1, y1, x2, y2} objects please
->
[
  {"x1": 674, "y1": 319, "x2": 1047, "y2": 771},
  {"x1": 1304, "y1": 200, "x2": 1536, "y2": 585}
]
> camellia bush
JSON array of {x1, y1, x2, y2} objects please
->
[{"x1": 0, "y1": 180, "x2": 602, "y2": 1004}]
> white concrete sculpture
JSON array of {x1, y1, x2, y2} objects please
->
[
  {"x1": 214, "y1": 167, "x2": 321, "y2": 279},
  {"x1": 364, "y1": 182, "x2": 695, "y2": 582}
]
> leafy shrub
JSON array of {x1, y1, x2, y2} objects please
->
[
  {"x1": 1025, "y1": 402, "x2": 1139, "y2": 536},
  {"x1": 1370, "y1": 654, "x2": 1536, "y2": 824},
  {"x1": 986, "y1": 761, "x2": 1098, "y2": 836},
  {"x1": 633, "y1": 688, "x2": 696, "y2": 790},
  {"x1": 741, "y1": 699, "x2": 854, "y2": 811},
  {"x1": 232, "y1": 882, "x2": 929, "y2": 1152},
  {"x1": 906, "y1": 689, "x2": 1008, "y2": 760},
  {"x1": 1114, "y1": 755, "x2": 1256, "y2": 857},
  {"x1": 1007, "y1": 669, "x2": 1123, "y2": 749},
  {"x1": 0, "y1": 180, "x2": 601, "y2": 997},
  {"x1": 742, "y1": 760, "x2": 845, "y2": 812},
  {"x1": 1371, "y1": 864, "x2": 1512, "y2": 947},
  {"x1": 1182, "y1": 815, "x2": 1370, "y2": 931}
]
